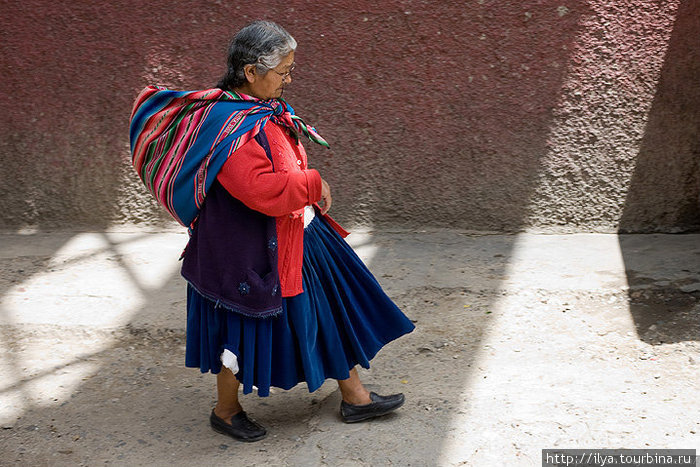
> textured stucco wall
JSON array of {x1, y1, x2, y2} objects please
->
[{"x1": 0, "y1": 0, "x2": 698, "y2": 232}]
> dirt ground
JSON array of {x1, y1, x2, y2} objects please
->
[{"x1": 0, "y1": 229, "x2": 698, "y2": 466}]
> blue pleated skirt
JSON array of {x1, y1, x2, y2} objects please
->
[{"x1": 184, "y1": 215, "x2": 415, "y2": 396}]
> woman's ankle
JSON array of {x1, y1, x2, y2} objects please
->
[
  {"x1": 340, "y1": 387, "x2": 372, "y2": 405},
  {"x1": 337, "y1": 368, "x2": 372, "y2": 405},
  {"x1": 214, "y1": 402, "x2": 243, "y2": 421}
]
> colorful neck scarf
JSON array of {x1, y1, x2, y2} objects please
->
[{"x1": 129, "y1": 85, "x2": 328, "y2": 228}]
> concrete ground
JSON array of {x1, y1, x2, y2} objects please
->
[{"x1": 0, "y1": 227, "x2": 698, "y2": 466}]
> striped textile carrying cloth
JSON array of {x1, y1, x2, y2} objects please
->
[{"x1": 129, "y1": 85, "x2": 328, "y2": 228}]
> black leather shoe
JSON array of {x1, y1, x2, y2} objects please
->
[
  {"x1": 210, "y1": 409, "x2": 267, "y2": 442},
  {"x1": 340, "y1": 392, "x2": 405, "y2": 423}
]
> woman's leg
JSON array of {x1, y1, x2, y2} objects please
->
[
  {"x1": 214, "y1": 366, "x2": 243, "y2": 422},
  {"x1": 210, "y1": 366, "x2": 267, "y2": 441},
  {"x1": 337, "y1": 367, "x2": 372, "y2": 405}
]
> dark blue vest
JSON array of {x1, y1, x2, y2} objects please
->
[{"x1": 180, "y1": 131, "x2": 282, "y2": 318}]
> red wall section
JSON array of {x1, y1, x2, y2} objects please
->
[{"x1": 0, "y1": 1, "x2": 697, "y2": 231}]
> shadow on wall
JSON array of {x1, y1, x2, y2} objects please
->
[
  {"x1": 618, "y1": 0, "x2": 700, "y2": 234},
  {"x1": 619, "y1": 0, "x2": 700, "y2": 344}
]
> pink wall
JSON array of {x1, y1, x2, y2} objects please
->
[{"x1": 0, "y1": 0, "x2": 697, "y2": 231}]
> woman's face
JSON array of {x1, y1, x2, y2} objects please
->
[{"x1": 241, "y1": 51, "x2": 295, "y2": 100}]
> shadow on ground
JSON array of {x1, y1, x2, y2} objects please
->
[{"x1": 0, "y1": 229, "x2": 519, "y2": 466}]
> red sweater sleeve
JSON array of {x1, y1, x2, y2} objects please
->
[{"x1": 216, "y1": 135, "x2": 322, "y2": 217}]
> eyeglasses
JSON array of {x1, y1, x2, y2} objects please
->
[{"x1": 271, "y1": 63, "x2": 295, "y2": 80}]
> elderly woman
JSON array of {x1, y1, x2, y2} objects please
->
[{"x1": 130, "y1": 20, "x2": 414, "y2": 442}]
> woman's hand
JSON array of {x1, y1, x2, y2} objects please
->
[{"x1": 320, "y1": 178, "x2": 332, "y2": 215}]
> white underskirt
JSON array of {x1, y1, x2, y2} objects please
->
[
  {"x1": 303, "y1": 205, "x2": 315, "y2": 228},
  {"x1": 221, "y1": 349, "x2": 239, "y2": 373}
]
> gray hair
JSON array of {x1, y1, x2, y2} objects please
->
[{"x1": 216, "y1": 20, "x2": 297, "y2": 90}]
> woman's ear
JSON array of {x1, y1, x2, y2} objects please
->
[{"x1": 243, "y1": 64, "x2": 257, "y2": 84}]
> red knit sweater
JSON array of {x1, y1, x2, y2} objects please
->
[{"x1": 216, "y1": 121, "x2": 348, "y2": 297}]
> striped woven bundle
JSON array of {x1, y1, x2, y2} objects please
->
[{"x1": 129, "y1": 85, "x2": 329, "y2": 227}]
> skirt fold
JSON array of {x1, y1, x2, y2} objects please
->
[{"x1": 185, "y1": 215, "x2": 415, "y2": 396}]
